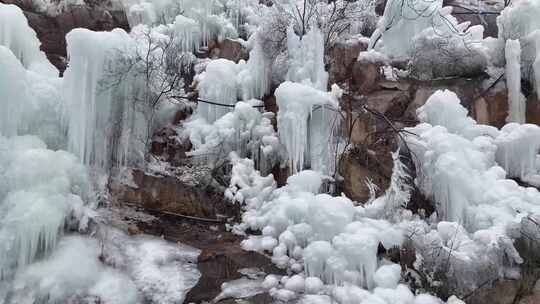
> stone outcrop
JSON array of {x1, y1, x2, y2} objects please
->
[
  {"x1": 208, "y1": 38, "x2": 249, "y2": 63},
  {"x1": 351, "y1": 55, "x2": 386, "y2": 95},
  {"x1": 328, "y1": 38, "x2": 368, "y2": 84},
  {"x1": 339, "y1": 149, "x2": 390, "y2": 204},
  {"x1": 109, "y1": 167, "x2": 232, "y2": 219}
]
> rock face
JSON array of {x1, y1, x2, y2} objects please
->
[
  {"x1": 328, "y1": 38, "x2": 368, "y2": 84},
  {"x1": 339, "y1": 149, "x2": 390, "y2": 204},
  {"x1": 474, "y1": 89, "x2": 509, "y2": 129},
  {"x1": 527, "y1": 94, "x2": 540, "y2": 125},
  {"x1": 0, "y1": 0, "x2": 129, "y2": 73},
  {"x1": 210, "y1": 38, "x2": 249, "y2": 63},
  {"x1": 352, "y1": 56, "x2": 386, "y2": 94},
  {"x1": 109, "y1": 167, "x2": 232, "y2": 219}
]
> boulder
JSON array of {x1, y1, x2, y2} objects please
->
[
  {"x1": 352, "y1": 57, "x2": 385, "y2": 94},
  {"x1": 527, "y1": 94, "x2": 540, "y2": 125},
  {"x1": 109, "y1": 167, "x2": 231, "y2": 219},
  {"x1": 339, "y1": 148, "x2": 390, "y2": 204},
  {"x1": 328, "y1": 38, "x2": 368, "y2": 84},
  {"x1": 218, "y1": 38, "x2": 249, "y2": 63},
  {"x1": 150, "y1": 126, "x2": 192, "y2": 166},
  {"x1": 404, "y1": 77, "x2": 486, "y2": 120},
  {"x1": 520, "y1": 279, "x2": 540, "y2": 304},
  {"x1": 474, "y1": 90, "x2": 509, "y2": 129}
]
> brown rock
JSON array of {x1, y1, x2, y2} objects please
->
[
  {"x1": 375, "y1": 0, "x2": 387, "y2": 15},
  {"x1": 519, "y1": 279, "x2": 540, "y2": 304},
  {"x1": 352, "y1": 58, "x2": 385, "y2": 94},
  {"x1": 328, "y1": 38, "x2": 368, "y2": 84},
  {"x1": 474, "y1": 90, "x2": 508, "y2": 129},
  {"x1": 109, "y1": 168, "x2": 231, "y2": 219},
  {"x1": 127, "y1": 224, "x2": 142, "y2": 235},
  {"x1": 187, "y1": 247, "x2": 281, "y2": 303},
  {"x1": 339, "y1": 150, "x2": 390, "y2": 204},
  {"x1": 527, "y1": 94, "x2": 540, "y2": 125},
  {"x1": 150, "y1": 126, "x2": 192, "y2": 166},
  {"x1": 467, "y1": 279, "x2": 520, "y2": 304},
  {"x1": 218, "y1": 38, "x2": 249, "y2": 63},
  {"x1": 404, "y1": 77, "x2": 487, "y2": 121}
]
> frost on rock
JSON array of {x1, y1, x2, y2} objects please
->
[
  {"x1": 63, "y1": 28, "x2": 148, "y2": 171},
  {"x1": 0, "y1": 3, "x2": 58, "y2": 76},
  {"x1": 369, "y1": 0, "x2": 487, "y2": 79},
  {"x1": 370, "y1": 0, "x2": 470, "y2": 58},
  {"x1": 505, "y1": 39, "x2": 526, "y2": 123},
  {"x1": 275, "y1": 82, "x2": 342, "y2": 175},
  {"x1": 98, "y1": 227, "x2": 201, "y2": 304}
]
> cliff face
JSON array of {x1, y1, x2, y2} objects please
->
[{"x1": 0, "y1": 0, "x2": 129, "y2": 73}]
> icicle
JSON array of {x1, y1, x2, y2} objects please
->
[
  {"x1": 495, "y1": 123, "x2": 540, "y2": 186},
  {"x1": 173, "y1": 15, "x2": 202, "y2": 53},
  {"x1": 63, "y1": 28, "x2": 147, "y2": 171},
  {"x1": 505, "y1": 39, "x2": 526, "y2": 123},
  {"x1": 286, "y1": 26, "x2": 328, "y2": 91},
  {"x1": 275, "y1": 82, "x2": 340, "y2": 174}
]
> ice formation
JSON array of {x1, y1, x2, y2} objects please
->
[
  {"x1": 286, "y1": 26, "x2": 328, "y2": 91},
  {"x1": 0, "y1": 46, "x2": 29, "y2": 138},
  {"x1": 0, "y1": 136, "x2": 91, "y2": 300},
  {"x1": 226, "y1": 152, "x2": 464, "y2": 303},
  {"x1": 63, "y1": 28, "x2": 148, "y2": 171},
  {"x1": 11, "y1": 236, "x2": 138, "y2": 304},
  {"x1": 0, "y1": 46, "x2": 65, "y2": 148},
  {"x1": 0, "y1": 3, "x2": 58, "y2": 76},
  {"x1": 404, "y1": 89, "x2": 540, "y2": 293},
  {"x1": 275, "y1": 82, "x2": 341, "y2": 175},
  {"x1": 495, "y1": 123, "x2": 540, "y2": 186},
  {"x1": 124, "y1": 0, "x2": 239, "y2": 46},
  {"x1": 98, "y1": 227, "x2": 201, "y2": 304},
  {"x1": 369, "y1": 0, "x2": 483, "y2": 64},
  {"x1": 172, "y1": 15, "x2": 202, "y2": 53},
  {"x1": 505, "y1": 39, "x2": 526, "y2": 123},
  {"x1": 497, "y1": 0, "x2": 540, "y2": 97},
  {"x1": 196, "y1": 58, "x2": 240, "y2": 123},
  {"x1": 238, "y1": 34, "x2": 272, "y2": 101},
  {"x1": 185, "y1": 101, "x2": 279, "y2": 172}
]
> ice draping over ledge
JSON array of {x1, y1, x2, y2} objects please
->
[
  {"x1": 63, "y1": 28, "x2": 148, "y2": 172},
  {"x1": 0, "y1": 4, "x2": 58, "y2": 76},
  {"x1": 275, "y1": 82, "x2": 342, "y2": 176}
]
